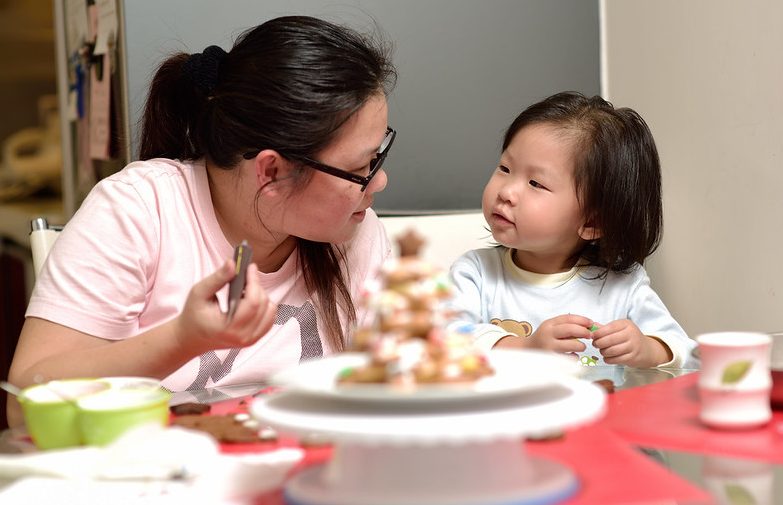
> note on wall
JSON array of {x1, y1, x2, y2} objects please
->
[
  {"x1": 64, "y1": 0, "x2": 89, "y2": 55},
  {"x1": 88, "y1": 56, "x2": 111, "y2": 161},
  {"x1": 93, "y1": 0, "x2": 118, "y2": 56}
]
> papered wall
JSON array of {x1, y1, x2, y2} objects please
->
[{"x1": 603, "y1": 0, "x2": 783, "y2": 336}]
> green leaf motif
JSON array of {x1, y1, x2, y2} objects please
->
[
  {"x1": 721, "y1": 361, "x2": 753, "y2": 385},
  {"x1": 725, "y1": 483, "x2": 756, "y2": 505}
]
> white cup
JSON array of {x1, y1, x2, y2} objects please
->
[
  {"x1": 769, "y1": 332, "x2": 783, "y2": 407},
  {"x1": 702, "y1": 455, "x2": 773, "y2": 505},
  {"x1": 696, "y1": 332, "x2": 771, "y2": 429}
]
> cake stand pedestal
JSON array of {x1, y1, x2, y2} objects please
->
[{"x1": 252, "y1": 377, "x2": 605, "y2": 505}]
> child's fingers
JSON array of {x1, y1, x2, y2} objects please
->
[
  {"x1": 554, "y1": 314, "x2": 594, "y2": 328},
  {"x1": 554, "y1": 323, "x2": 593, "y2": 341},
  {"x1": 558, "y1": 338, "x2": 587, "y2": 353},
  {"x1": 599, "y1": 342, "x2": 631, "y2": 362},
  {"x1": 592, "y1": 331, "x2": 627, "y2": 352}
]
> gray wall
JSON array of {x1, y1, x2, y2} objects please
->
[{"x1": 122, "y1": 0, "x2": 599, "y2": 213}]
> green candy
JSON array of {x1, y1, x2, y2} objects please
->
[{"x1": 337, "y1": 367, "x2": 355, "y2": 379}]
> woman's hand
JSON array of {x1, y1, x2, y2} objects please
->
[
  {"x1": 176, "y1": 261, "x2": 277, "y2": 354},
  {"x1": 526, "y1": 314, "x2": 593, "y2": 354},
  {"x1": 590, "y1": 319, "x2": 672, "y2": 367}
]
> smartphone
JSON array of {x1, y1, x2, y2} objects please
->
[{"x1": 227, "y1": 240, "x2": 253, "y2": 321}]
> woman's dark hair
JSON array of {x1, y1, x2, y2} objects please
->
[
  {"x1": 140, "y1": 16, "x2": 397, "y2": 350},
  {"x1": 502, "y1": 91, "x2": 662, "y2": 275}
]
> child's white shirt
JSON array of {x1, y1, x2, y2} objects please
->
[{"x1": 449, "y1": 247, "x2": 696, "y2": 368}]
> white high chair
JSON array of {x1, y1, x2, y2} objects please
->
[
  {"x1": 30, "y1": 217, "x2": 62, "y2": 278},
  {"x1": 28, "y1": 212, "x2": 489, "y2": 279},
  {"x1": 378, "y1": 211, "x2": 491, "y2": 269}
]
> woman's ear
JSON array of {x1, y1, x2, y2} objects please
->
[
  {"x1": 578, "y1": 219, "x2": 602, "y2": 241},
  {"x1": 252, "y1": 149, "x2": 291, "y2": 193}
]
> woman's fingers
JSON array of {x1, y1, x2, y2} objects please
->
[
  {"x1": 192, "y1": 260, "x2": 235, "y2": 301},
  {"x1": 228, "y1": 263, "x2": 277, "y2": 344},
  {"x1": 255, "y1": 301, "x2": 278, "y2": 339}
]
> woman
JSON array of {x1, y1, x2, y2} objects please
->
[{"x1": 8, "y1": 16, "x2": 397, "y2": 426}]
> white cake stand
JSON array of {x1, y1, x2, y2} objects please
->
[{"x1": 252, "y1": 376, "x2": 605, "y2": 505}]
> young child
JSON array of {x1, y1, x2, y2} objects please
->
[{"x1": 449, "y1": 91, "x2": 696, "y2": 369}]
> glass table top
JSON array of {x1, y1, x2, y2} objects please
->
[{"x1": 5, "y1": 364, "x2": 783, "y2": 504}]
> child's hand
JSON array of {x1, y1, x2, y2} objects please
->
[
  {"x1": 527, "y1": 314, "x2": 594, "y2": 354},
  {"x1": 590, "y1": 320, "x2": 672, "y2": 367},
  {"x1": 176, "y1": 261, "x2": 277, "y2": 354}
]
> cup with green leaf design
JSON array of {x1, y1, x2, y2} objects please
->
[
  {"x1": 768, "y1": 331, "x2": 783, "y2": 407},
  {"x1": 702, "y1": 455, "x2": 773, "y2": 505},
  {"x1": 696, "y1": 332, "x2": 771, "y2": 429}
]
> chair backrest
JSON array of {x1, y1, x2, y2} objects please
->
[
  {"x1": 379, "y1": 211, "x2": 491, "y2": 269},
  {"x1": 27, "y1": 212, "x2": 489, "y2": 279},
  {"x1": 30, "y1": 217, "x2": 62, "y2": 278}
]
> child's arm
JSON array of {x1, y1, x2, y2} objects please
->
[
  {"x1": 618, "y1": 267, "x2": 696, "y2": 368},
  {"x1": 447, "y1": 251, "x2": 517, "y2": 350}
]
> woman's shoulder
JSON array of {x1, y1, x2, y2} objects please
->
[
  {"x1": 101, "y1": 158, "x2": 195, "y2": 188},
  {"x1": 69, "y1": 158, "x2": 205, "y2": 238},
  {"x1": 85, "y1": 158, "x2": 202, "y2": 211}
]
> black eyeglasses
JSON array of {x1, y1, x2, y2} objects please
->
[{"x1": 243, "y1": 127, "x2": 396, "y2": 192}]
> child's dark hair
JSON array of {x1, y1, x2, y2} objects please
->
[
  {"x1": 140, "y1": 16, "x2": 397, "y2": 351},
  {"x1": 503, "y1": 91, "x2": 662, "y2": 275}
]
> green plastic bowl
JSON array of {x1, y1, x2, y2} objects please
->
[
  {"x1": 76, "y1": 387, "x2": 171, "y2": 446},
  {"x1": 18, "y1": 379, "x2": 109, "y2": 450}
]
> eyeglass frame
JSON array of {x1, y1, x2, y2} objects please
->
[{"x1": 242, "y1": 127, "x2": 396, "y2": 192}]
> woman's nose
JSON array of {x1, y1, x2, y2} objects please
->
[{"x1": 367, "y1": 168, "x2": 388, "y2": 194}]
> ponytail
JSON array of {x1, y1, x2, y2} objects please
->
[
  {"x1": 140, "y1": 45, "x2": 228, "y2": 161},
  {"x1": 139, "y1": 53, "x2": 197, "y2": 160}
]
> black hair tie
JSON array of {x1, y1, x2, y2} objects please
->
[{"x1": 184, "y1": 45, "x2": 228, "y2": 95}]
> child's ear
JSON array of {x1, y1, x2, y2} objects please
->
[
  {"x1": 578, "y1": 219, "x2": 602, "y2": 241},
  {"x1": 251, "y1": 149, "x2": 292, "y2": 193}
]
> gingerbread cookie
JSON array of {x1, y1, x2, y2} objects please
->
[
  {"x1": 172, "y1": 414, "x2": 265, "y2": 443},
  {"x1": 169, "y1": 402, "x2": 211, "y2": 415}
]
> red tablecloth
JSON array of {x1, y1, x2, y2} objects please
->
[
  {"x1": 605, "y1": 372, "x2": 783, "y2": 463},
  {"x1": 206, "y1": 393, "x2": 712, "y2": 505}
]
